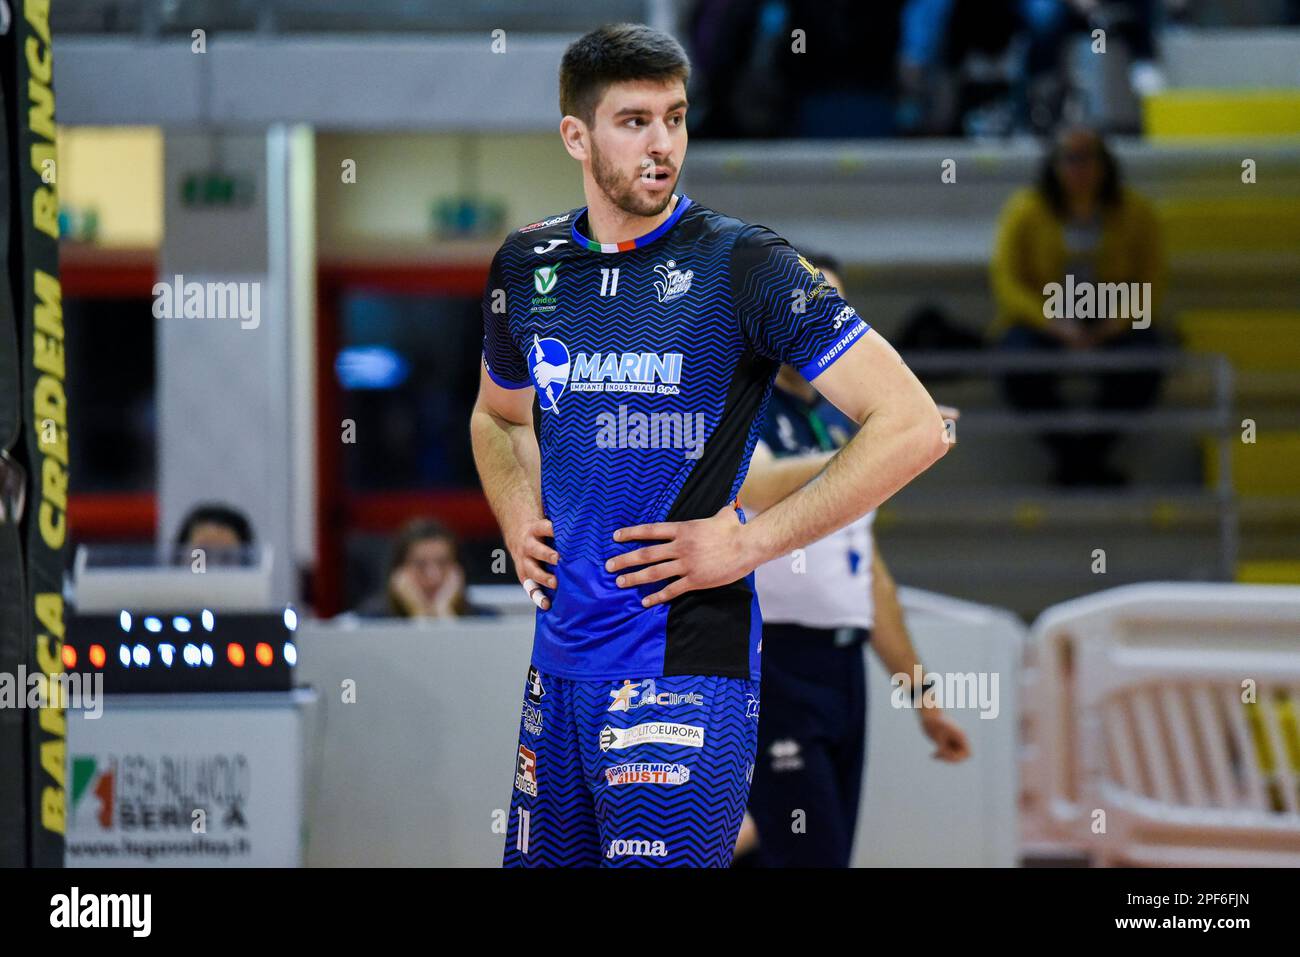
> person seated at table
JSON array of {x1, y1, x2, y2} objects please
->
[
  {"x1": 175, "y1": 502, "x2": 255, "y2": 566},
  {"x1": 353, "y1": 518, "x2": 496, "y2": 619}
]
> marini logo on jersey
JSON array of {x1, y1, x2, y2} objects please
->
[
  {"x1": 528, "y1": 335, "x2": 684, "y2": 413},
  {"x1": 529, "y1": 335, "x2": 571, "y2": 413},
  {"x1": 652, "y1": 259, "x2": 693, "y2": 303}
]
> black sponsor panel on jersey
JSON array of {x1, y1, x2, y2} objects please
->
[{"x1": 663, "y1": 347, "x2": 775, "y2": 679}]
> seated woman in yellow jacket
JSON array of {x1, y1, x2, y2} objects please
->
[{"x1": 990, "y1": 125, "x2": 1168, "y2": 488}]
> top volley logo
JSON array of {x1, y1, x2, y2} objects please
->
[
  {"x1": 652, "y1": 260, "x2": 693, "y2": 303},
  {"x1": 530, "y1": 335, "x2": 571, "y2": 413}
]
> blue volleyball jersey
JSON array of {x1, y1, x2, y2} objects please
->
[{"x1": 481, "y1": 195, "x2": 870, "y2": 681}]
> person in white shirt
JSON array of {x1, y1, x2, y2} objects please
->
[{"x1": 734, "y1": 255, "x2": 971, "y2": 867}]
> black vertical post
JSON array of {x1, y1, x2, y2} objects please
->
[
  {"x1": 1, "y1": 0, "x2": 67, "y2": 868},
  {"x1": 0, "y1": 0, "x2": 26, "y2": 870}
]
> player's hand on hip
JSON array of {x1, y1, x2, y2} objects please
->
[
  {"x1": 509, "y1": 518, "x2": 559, "y2": 611},
  {"x1": 608, "y1": 504, "x2": 755, "y2": 608}
]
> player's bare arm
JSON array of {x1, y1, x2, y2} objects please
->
[
  {"x1": 611, "y1": 329, "x2": 948, "y2": 605},
  {"x1": 741, "y1": 406, "x2": 958, "y2": 511},
  {"x1": 470, "y1": 365, "x2": 558, "y2": 610},
  {"x1": 737, "y1": 441, "x2": 833, "y2": 512}
]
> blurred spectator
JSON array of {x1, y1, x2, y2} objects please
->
[
  {"x1": 783, "y1": 0, "x2": 907, "y2": 137},
  {"x1": 175, "y1": 502, "x2": 254, "y2": 565},
  {"x1": 1020, "y1": 0, "x2": 1166, "y2": 132},
  {"x1": 686, "y1": 0, "x2": 788, "y2": 138},
  {"x1": 687, "y1": 0, "x2": 905, "y2": 138},
  {"x1": 353, "y1": 518, "x2": 496, "y2": 619},
  {"x1": 690, "y1": 0, "x2": 1187, "y2": 140},
  {"x1": 990, "y1": 126, "x2": 1167, "y2": 487}
]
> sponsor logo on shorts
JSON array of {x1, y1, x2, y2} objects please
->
[
  {"x1": 522, "y1": 702, "x2": 543, "y2": 736},
  {"x1": 606, "y1": 838, "x2": 667, "y2": 859},
  {"x1": 608, "y1": 678, "x2": 704, "y2": 712},
  {"x1": 599, "y1": 722, "x2": 704, "y2": 752},
  {"x1": 515, "y1": 744, "x2": 538, "y2": 796},
  {"x1": 604, "y1": 762, "x2": 691, "y2": 786},
  {"x1": 769, "y1": 738, "x2": 804, "y2": 773},
  {"x1": 525, "y1": 666, "x2": 545, "y2": 704},
  {"x1": 745, "y1": 693, "x2": 760, "y2": 719}
]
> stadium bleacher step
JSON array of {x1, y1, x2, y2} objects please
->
[{"x1": 1145, "y1": 90, "x2": 1300, "y2": 139}]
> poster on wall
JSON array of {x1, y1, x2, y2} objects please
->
[{"x1": 65, "y1": 696, "x2": 306, "y2": 867}]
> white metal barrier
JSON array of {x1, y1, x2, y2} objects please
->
[{"x1": 1020, "y1": 583, "x2": 1300, "y2": 867}]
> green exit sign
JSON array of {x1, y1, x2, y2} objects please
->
[{"x1": 182, "y1": 172, "x2": 255, "y2": 208}]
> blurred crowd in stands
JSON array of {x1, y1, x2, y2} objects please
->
[{"x1": 685, "y1": 0, "x2": 1300, "y2": 138}]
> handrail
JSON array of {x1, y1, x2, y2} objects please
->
[{"x1": 897, "y1": 347, "x2": 1239, "y2": 578}]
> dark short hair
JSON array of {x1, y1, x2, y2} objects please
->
[
  {"x1": 559, "y1": 23, "x2": 690, "y2": 126},
  {"x1": 175, "y1": 503, "x2": 253, "y2": 548}
]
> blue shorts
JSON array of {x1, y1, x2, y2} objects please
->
[{"x1": 502, "y1": 665, "x2": 760, "y2": 868}]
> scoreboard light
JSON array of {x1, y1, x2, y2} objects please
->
[{"x1": 66, "y1": 611, "x2": 297, "y2": 693}]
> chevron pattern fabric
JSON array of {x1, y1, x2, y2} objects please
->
[
  {"x1": 503, "y1": 665, "x2": 760, "y2": 868},
  {"x1": 480, "y1": 198, "x2": 870, "y2": 681}
]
